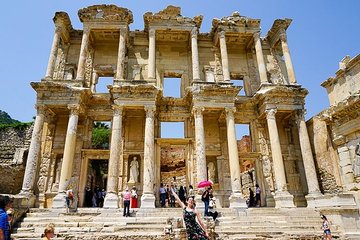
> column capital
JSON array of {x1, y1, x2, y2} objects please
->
[
  {"x1": 253, "y1": 31, "x2": 261, "y2": 41},
  {"x1": 218, "y1": 31, "x2": 226, "y2": 39},
  {"x1": 191, "y1": 28, "x2": 198, "y2": 39},
  {"x1": 279, "y1": 31, "x2": 287, "y2": 43},
  {"x1": 112, "y1": 105, "x2": 124, "y2": 116},
  {"x1": 294, "y1": 109, "x2": 306, "y2": 125},
  {"x1": 149, "y1": 28, "x2": 156, "y2": 38},
  {"x1": 192, "y1": 106, "x2": 205, "y2": 117},
  {"x1": 224, "y1": 107, "x2": 236, "y2": 118},
  {"x1": 68, "y1": 104, "x2": 81, "y2": 115},
  {"x1": 144, "y1": 105, "x2": 156, "y2": 118},
  {"x1": 83, "y1": 26, "x2": 91, "y2": 34},
  {"x1": 265, "y1": 108, "x2": 277, "y2": 120},
  {"x1": 35, "y1": 105, "x2": 47, "y2": 115}
]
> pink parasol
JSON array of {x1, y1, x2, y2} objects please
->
[{"x1": 197, "y1": 180, "x2": 213, "y2": 188}]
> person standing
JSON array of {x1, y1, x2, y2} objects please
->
[
  {"x1": 159, "y1": 183, "x2": 166, "y2": 207},
  {"x1": 169, "y1": 184, "x2": 209, "y2": 239},
  {"x1": 65, "y1": 189, "x2": 73, "y2": 213},
  {"x1": 0, "y1": 195, "x2": 12, "y2": 240},
  {"x1": 122, "y1": 187, "x2": 131, "y2": 217},
  {"x1": 321, "y1": 215, "x2": 332, "y2": 240},
  {"x1": 201, "y1": 187, "x2": 211, "y2": 217},
  {"x1": 255, "y1": 184, "x2": 261, "y2": 207},
  {"x1": 130, "y1": 186, "x2": 138, "y2": 208},
  {"x1": 249, "y1": 188, "x2": 255, "y2": 207},
  {"x1": 179, "y1": 186, "x2": 186, "y2": 204}
]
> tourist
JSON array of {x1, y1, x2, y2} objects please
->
[
  {"x1": 255, "y1": 184, "x2": 261, "y2": 207},
  {"x1": 169, "y1": 184, "x2": 209, "y2": 239},
  {"x1": 65, "y1": 188, "x2": 73, "y2": 213},
  {"x1": 207, "y1": 190, "x2": 219, "y2": 221},
  {"x1": 0, "y1": 195, "x2": 12, "y2": 240},
  {"x1": 179, "y1": 186, "x2": 186, "y2": 204},
  {"x1": 84, "y1": 187, "x2": 92, "y2": 207},
  {"x1": 6, "y1": 208, "x2": 14, "y2": 238},
  {"x1": 41, "y1": 225, "x2": 55, "y2": 240},
  {"x1": 201, "y1": 187, "x2": 211, "y2": 217},
  {"x1": 159, "y1": 183, "x2": 167, "y2": 207},
  {"x1": 122, "y1": 187, "x2": 131, "y2": 217},
  {"x1": 130, "y1": 186, "x2": 138, "y2": 208},
  {"x1": 321, "y1": 215, "x2": 332, "y2": 240},
  {"x1": 188, "y1": 185, "x2": 195, "y2": 199},
  {"x1": 169, "y1": 184, "x2": 176, "y2": 207},
  {"x1": 248, "y1": 188, "x2": 255, "y2": 207}
]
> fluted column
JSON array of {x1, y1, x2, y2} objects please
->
[
  {"x1": 265, "y1": 108, "x2": 295, "y2": 208},
  {"x1": 20, "y1": 105, "x2": 46, "y2": 195},
  {"x1": 52, "y1": 104, "x2": 80, "y2": 208},
  {"x1": 191, "y1": 28, "x2": 200, "y2": 81},
  {"x1": 219, "y1": 31, "x2": 230, "y2": 81},
  {"x1": 225, "y1": 107, "x2": 247, "y2": 208},
  {"x1": 295, "y1": 110, "x2": 322, "y2": 206},
  {"x1": 104, "y1": 105, "x2": 124, "y2": 208},
  {"x1": 114, "y1": 28, "x2": 127, "y2": 84},
  {"x1": 141, "y1": 105, "x2": 156, "y2": 208},
  {"x1": 75, "y1": 27, "x2": 90, "y2": 81},
  {"x1": 254, "y1": 32, "x2": 268, "y2": 84},
  {"x1": 279, "y1": 32, "x2": 297, "y2": 84},
  {"x1": 148, "y1": 29, "x2": 156, "y2": 80},
  {"x1": 45, "y1": 27, "x2": 61, "y2": 79}
]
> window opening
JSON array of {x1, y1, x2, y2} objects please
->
[
  {"x1": 232, "y1": 79, "x2": 246, "y2": 96},
  {"x1": 163, "y1": 77, "x2": 181, "y2": 98},
  {"x1": 96, "y1": 77, "x2": 113, "y2": 93},
  {"x1": 161, "y1": 122, "x2": 184, "y2": 138}
]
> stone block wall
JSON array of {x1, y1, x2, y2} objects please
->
[{"x1": 0, "y1": 124, "x2": 33, "y2": 193}]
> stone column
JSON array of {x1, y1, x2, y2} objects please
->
[
  {"x1": 219, "y1": 31, "x2": 230, "y2": 81},
  {"x1": 141, "y1": 105, "x2": 156, "y2": 208},
  {"x1": 114, "y1": 28, "x2": 127, "y2": 84},
  {"x1": 104, "y1": 105, "x2": 124, "y2": 208},
  {"x1": 45, "y1": 27, "x2": 61, "y2": 79},
  {"x1": 253, "y1": 32, "x2": 268, "y2": 84},
  {"x1": 191, "y1": 28, "x2": 200, "y2": 81},
  {"x1": 193, "y1": 106, "x2": 207, "y2": 183},
  {"x1": 20, "y1": 105, "x2": 46, "y2": 195},
  {"x1": 225, "y1": 107, "x2": 247, "y2": 208},
  {"x1": 52, "y1": 104, "x2": 80, "y2": 208},
  {"x1": 295, "y1": 110, "x2": 322, "y2": 206},
  {"x1": 265, "y1": 108, "x2": 295, "y2": 208},
  {"x1": 279, "y1": 32, "x2": 297, "y2": 84},
  {"x1": 148, "y1": 29, "x2": 156, "y2": 80},
  {"x1": 75, "y1": 27, "x2": 90, "y2": 81}
]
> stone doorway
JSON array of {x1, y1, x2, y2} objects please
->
[{"x1": 86, "y1": 159, "x2": 108, "y2": 207}]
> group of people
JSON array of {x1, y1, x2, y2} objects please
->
[
  {"x1": 159, "y1": 183, "x2": 194, "y2": 208},
  {"x1": 84, "y1": 187, "x2": 106, "y2": 208},
  {"x1": 121, "y1": 186, "x2": 138, "y2": 217},
  {"x1": 248, "y1": 184, "x2": 261, "y2": 207}
]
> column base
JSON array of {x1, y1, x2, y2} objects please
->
[
  {"x1": 229, "y1": 192, "x2": 247, "y2": 209},
  {"x1": 103, "y1": 192, "x2": 119, "y2": 208},
  {"x1": 305, "y1": 192, "x2": 323, "y2": 208},
  {"x1": 140, "y1": 193, "x2": 155, "y2": 208},
  {"x1": 52, "y1": 192, "x2": 67, "y2": 209},
  {"x1": 274, "y1": 191, "x2": 295, "y2": 208},
  {"x1": 18, "y1": 191, "x2": 36, "y2": 208}
]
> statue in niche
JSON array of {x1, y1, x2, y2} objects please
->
[
  {"x1": 207, "y1": 162, "x2": 216, "y2": 183},
  {"x1": 354, "y1": 143, "x2": 360, "y2": 177},
  {"x1": 128, "y1": 157, "x2": 139, "y2": 183}
]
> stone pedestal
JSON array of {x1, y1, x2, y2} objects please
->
[
  {"x1": 229, "y1": 192, "x2": 248, "y2": 208},
  {"x1": 103, "y1": 193, "x2": 119, "y2": 208},
  {"x1": 140, "y1": 193, "x2": 156, "y2": 208},
  {"x1": 273, "y1": 191, "x2": 296, "y2": 208},
  {"x1": 52, "y1": 192, "x2": 67, "y2": 209}
]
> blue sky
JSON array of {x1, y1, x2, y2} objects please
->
[{"x1": 1, "y1": 0, "x2": 359, "y2": 125}]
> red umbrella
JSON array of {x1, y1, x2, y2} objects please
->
[{"x1": 197, "y1": 180, "x2": 213, "y2": 188}]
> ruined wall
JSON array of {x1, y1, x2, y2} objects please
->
[{"x1": 0, "y1": 124, "x2": 33, "y2": 193}]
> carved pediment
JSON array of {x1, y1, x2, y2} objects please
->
[
  {"x1": 144, "y1": 5, "x2": 203, "y2": 31},
  {"x1": 78, "y1": 5, "x2": 133, "y2": 24},
  {"x1": 211, "y1": 11, "x2": 260, "y2": 34}
]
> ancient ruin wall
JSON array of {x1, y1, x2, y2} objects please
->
[{"x1": 0, "y1": 124, "x2": 33, "y2": 193}]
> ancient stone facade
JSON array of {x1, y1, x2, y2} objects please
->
[
  {"x1": 308, "y1": 54, "x2": 360, "y2": 207},
  {"x1": 16, "y1": 4, "x2": 357, "y2": 213}
]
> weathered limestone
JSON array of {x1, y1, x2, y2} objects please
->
[
  {"x1": 75, "y1": 28, "x2": 90, "y2": 81},
  {"x1": 218, "y1": 31, "x2": 230, "y2": 81},
  {"x1": 254, "y1": 32, "x2": 268, "y2": 84},
  {"x1": 225, "y1": 107, "x2": 247, "y2": 208},
  {"x1": 52, "y1": 104, "x2": 80, "y2": 208},
  {"x1": 141, "y1": 105, "x2": 156, "y2": 208},
  {"x1": 295, "y1": 110, "x2": 322, "y2": 206},
  {"x1": 279, "y1": 31, "x2": 297, "y2": 84},
  {"x1": 114, "y1": 28, "x2": 127, "y2": 83},
  {"x1": 265, "y1": 108, "x2": 295, "y2": 208},
  {"x1": 148, "y1": 29, "x2": 156, "y2": 80},
  {"x1": 191, "y1": 28, "x2": 200, "y2": 81},
  {"x1": 45, "y1": 27, "x2": 61, "y2": 79},
  {"x1": 104, "y1": 105, "x2": 123, "y2": 208},
  {"x1": 20, "y1": 105, "x2": 46, "y2": 195}
]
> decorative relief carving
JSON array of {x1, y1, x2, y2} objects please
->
[
  {"x1": 354, "y1": 142, "x2": 360, "y2": 177},
  {"x1": 266, "y1": 53, "x2": 286, "y2": 85},
  {"x1": 265, "y1": 108, "x2": 277, "y2": 120},
  {"x1": 53, "y1": 46, "x2": 65, "y2": 80},
  {"x1": 84, "y1": 46, "x2": 94, "y2": 87},
  {"x1": 78, "y1": 5, "x2": 133, "y2": 24}
]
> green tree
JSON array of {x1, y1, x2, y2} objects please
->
[{"x1": 91, "y1": 122, "x2": 110, "y2": 149}]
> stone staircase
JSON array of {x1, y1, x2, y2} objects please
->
[{"x1": 11, "y1": 207, "x2": 343, "y2": 240}]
